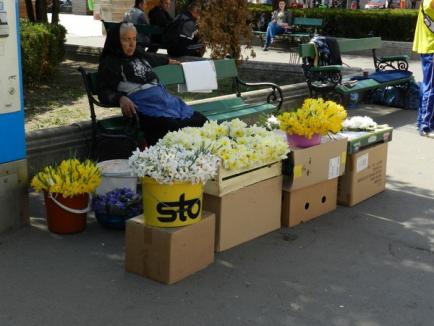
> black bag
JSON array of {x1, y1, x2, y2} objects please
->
[{"x1": 403, "y1": 81, "x2": 420, "y2": 110}]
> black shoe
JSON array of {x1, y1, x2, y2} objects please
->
[{"x1": 263, "y1": 47, "x2": 268, "y2": 51}]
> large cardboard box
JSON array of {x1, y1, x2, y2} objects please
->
[
  {"x1": 338, "y1": 142, "x2": 388, "y2": 207},
  {"x1": 125, "y1": 212, "x2": 215, "y2": 284},
  {"x1": 282, "y1": 137, "x2": 347, "y2": 191},
  {"x1": 203, "y1": 176, "x2": 282, "y2": 252},
  {"x1": 281, "y1": 179, "x2": 338, "y2": 228}
]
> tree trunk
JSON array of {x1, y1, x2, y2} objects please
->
[
  {"x1": 51, "y1": 0, "x2": 60, "y2": 24},
  {"x1": 35, "y1": 0, "x2": 48, "y2": 23},
  {"x1": 24, "y1": 0, "x2": 35, "y2": 22}
]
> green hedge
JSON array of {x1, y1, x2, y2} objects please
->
[
  {"x1": 248, "y1": 5, "x2": 418, "y2": 42},
  {"x1": 20, "y1": 21, "x2": 66, "y2": 85}
]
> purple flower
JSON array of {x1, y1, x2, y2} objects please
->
[{"x1": 92, "y1": 187, "x2": 143, "y2": 218}]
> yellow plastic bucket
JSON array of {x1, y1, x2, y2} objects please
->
[{"x1": 142, "y1": 176, "x2": 203, "y2": 227}]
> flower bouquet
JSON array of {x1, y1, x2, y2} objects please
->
[
  {"x1": 128, "y1": 143, "x2": 220, "y2": 227},
  {"x1": 31, "y1": 159, "x2": 101, "y2": 234},
  {"x1": 92, "y1": 187, "x2": 143, "y2": 229},
  {"x1": 277, "y1": 98, "x2": 347, "y2": 148},
  {"x1": 160, "y1": 119, "x2": 289, "y2": 172}
]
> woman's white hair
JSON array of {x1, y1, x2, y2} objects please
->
[{"x1": 119, "y1": 22, "x2": 137, "y2": 37}]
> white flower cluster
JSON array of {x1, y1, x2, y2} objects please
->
[
  {"x1": 161, "y1": 119, "x2": 290, "y2": 171},
  {"x1": 342, "y1": 116, "x2": 378, "y2": 131},
  {"x1": 128, "y1": 144, "x2": 220, "y2": 184},
  {"x1": 266, "y1": 115, "x2": 280, "y2": 130}
]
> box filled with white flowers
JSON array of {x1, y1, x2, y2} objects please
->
[
  {"x1": 161, "y1": 119, "x2": 290, "y2": 197},
  {"x1": 339, "y1": 116, "x2": 393, "y2": 154}
]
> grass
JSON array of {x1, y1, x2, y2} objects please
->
[{"x1": 24, "y1": 60, "x2": 246, "y2": 132}]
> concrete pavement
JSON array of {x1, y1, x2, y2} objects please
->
[{"x1": 0, "y1": 14, "x2": 433, "y2": 326}]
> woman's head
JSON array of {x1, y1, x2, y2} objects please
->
[
  {"x1": 119, "y1": 23, "x2": 137, "y2": 57},
  {"x1": 278, "y1": 0, "x2": 286, "y2": 10}
]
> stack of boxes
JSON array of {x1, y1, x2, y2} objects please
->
[
  {"x1": 281, "y1": 137, "x2": 348, "y2": 227},
  {"x1": 123, "y1": 125, "x2": 393, "y2": 284},
  {"x1": 203, "y1": 161, "x2": 283, "y2": 252}
]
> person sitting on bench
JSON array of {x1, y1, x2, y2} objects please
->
[
  {"x1": 148, "y1": 0, "x2": 173, "y2": 52},
  {"x1": 97, "y1": 22, "x2": 207, "y2": 146},
  {"x1": 123, "y1": 0, "x2": 150, "y2": 45},
  {"x1": 163, "y1": 0, "x2": 205, "y2": 57},
  {"x1": 263, "y1": 0, "x2": 292, "y2": 51}
]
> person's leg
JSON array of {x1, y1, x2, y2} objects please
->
[
  {"x1": 418, "y1": 54, "x2": 434, "y2": 134},
  {"x1": 264, "y1": 22, "x2": 275, "y2": 49}
]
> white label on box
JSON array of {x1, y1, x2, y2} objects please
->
[
  {"x1": 356, "y1": 153, "x2": 369, "y2": 172},
  {"x1": 328, "y1": 156, "x2": 341, "y2": 179},
  {"x1": 368, "y1": 135, "x2": 377, "y2": 143}
]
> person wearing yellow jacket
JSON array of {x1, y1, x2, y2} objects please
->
[{"x1": 413, "y1": 0, "x2": 434, "y2": 138}]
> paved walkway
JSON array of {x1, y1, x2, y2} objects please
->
[{"x1": 0, "y1": 14, "x2": 432, "y2": 326}]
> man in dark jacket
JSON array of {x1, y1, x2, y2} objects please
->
[
  {"x1": 163, "y1": 0, "x2": 204, "y2": 58},
  {"x1": 148, "y1": 0, "x2": 173, "y2": 52}
]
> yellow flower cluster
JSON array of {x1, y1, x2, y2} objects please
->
[
  {"x1": 31, "y1": 159, "x2": 101, "y2": 197},
  {"x1": 278, "y1": 98, "x2": 347, "y2": 138},
  {"x1": 161, "y1": 119, "x2": 290, "y2": 171}
]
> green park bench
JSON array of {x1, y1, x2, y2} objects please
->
[
  {"x1": 254, "y1": 17, "x2": 323, "y2": 47},
  {"x1": 298, "y1": 37, "x2": 413, "y2": 104},
  {"x1": 78, "y1": 58, "x2": 283, "y2": 158}
]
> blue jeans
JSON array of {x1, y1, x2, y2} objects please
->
[
  {"x1": 264, "y1": 22, "x2": 285, "y2": 48},
  {"x1": 418, "y1": 54, "x2": 434, "y2": 132}
]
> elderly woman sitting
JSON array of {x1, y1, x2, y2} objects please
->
[{"x1": 97, "y1": 22, "x2": 207, "y2": 146}]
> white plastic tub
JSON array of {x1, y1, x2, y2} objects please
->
[{"x1": 96, "y1": 159, "x2": 138, "y2": 195}]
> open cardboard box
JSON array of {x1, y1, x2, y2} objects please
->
[{"x1": 338, "y1": 142, "x2": 388, "y2": 207}]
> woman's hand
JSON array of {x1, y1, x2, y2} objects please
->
[
  {"x1": 119, "y1": 96, "x2": 137, "y2": 118},
  {"x1": 169, "y1": 59, "x2": 181, "y2": 65}
]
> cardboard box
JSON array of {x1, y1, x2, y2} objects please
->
[
  {"x1": 204, "y1": 161, "x2": 282, "y2": 197},
  {"x1": 203, "y1": 176, "x2": 282, "y2": 252},
  {"x1": 282, "y1": 137, "x2": 347, "y2": 191},
  {"x1": 337, "y1": 125, "x2": 393, "y2": 155},
  {"x1": 338, "y1": 142, "x2": 388, "y2": 207},
  {"x1": 125, "y1": 211, "x2": 215, "y2": 284},
  {"x1": 281, "y1": 179, "x2": 338, "y2": 228}
]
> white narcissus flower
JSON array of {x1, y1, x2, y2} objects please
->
[
  {"x1": 342, "y1": 116, "x2": 378, "y2": 131},
  {"x1": 160, "y1": 119, "x2": 290, "y2": 171}
]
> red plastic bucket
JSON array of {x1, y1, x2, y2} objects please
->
[{"x1": 43, "y1": 192, "x2": 90, "y2": 234}]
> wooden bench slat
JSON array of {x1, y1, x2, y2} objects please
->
[
  {"x1": 336, "y1": 77, "x2": 412, "y2": 94},
  {"x1": 191, "y1": 98, "x2": 246, "y2": 114},
  {"x1": 204, "y1": 103, "x2": 276, "y2": 122}
]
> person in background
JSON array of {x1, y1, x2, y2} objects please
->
[
  {"x1": 123, "y1": 0, "x2": 150, "y2": 45},
  {"x1": 413, "y1": 0, "x2": 434, "y2": 138},
  {"x1": 124, "y1": 0, "x2": 149, "y2": 25},
  {"x1": 149, "y1": 0, "x2": 173, "y2": 29},
  {"x1": 97, "y1": 22, "x2": 207, "y2": 145},
  {"x1": 163, "y1": 0, "x2": 205, "y2": 57},
  {"x1": 148, "y1": 0, "x2": 173, "y2": 52},
  {"x1": 263, "y1": 0, "x2": 292, "y2": 51}
]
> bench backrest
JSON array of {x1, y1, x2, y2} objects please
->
[
  {"x1": 83, "y1": 59, "x2": 238, "y2": 94},
  {"x1": 102, "y1": 20, "x2": 164, "y2": 36},
  {"x1": 298, "y1": 37, "x2": 382, "y2": 58},
  {"x1": 152, "y1": 59, "x2": 239, "y2": 86},
  {"x1": 292, "y1": 17, "x2": 323, "y2": 27}
]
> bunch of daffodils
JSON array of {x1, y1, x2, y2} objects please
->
[
  {"x1": 342, "y1": 116, "x2": 378, "y2": 131},
  {"x1": 31, "y1": 159, "x2": 101, "y2": 197},
  {"x1": 160, "y1": 119, "x2": 290, "y2": 171},
  {"x1": 128, "y1": 144, "x2": 220, "y2": 184},
  {"x1": 278, "y1": 98, "x2": 347, "y2": 139}
]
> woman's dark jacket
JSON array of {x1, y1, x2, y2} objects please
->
[{"x1": 96, "y1": 23, "x2": 169, "y2": 106}]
